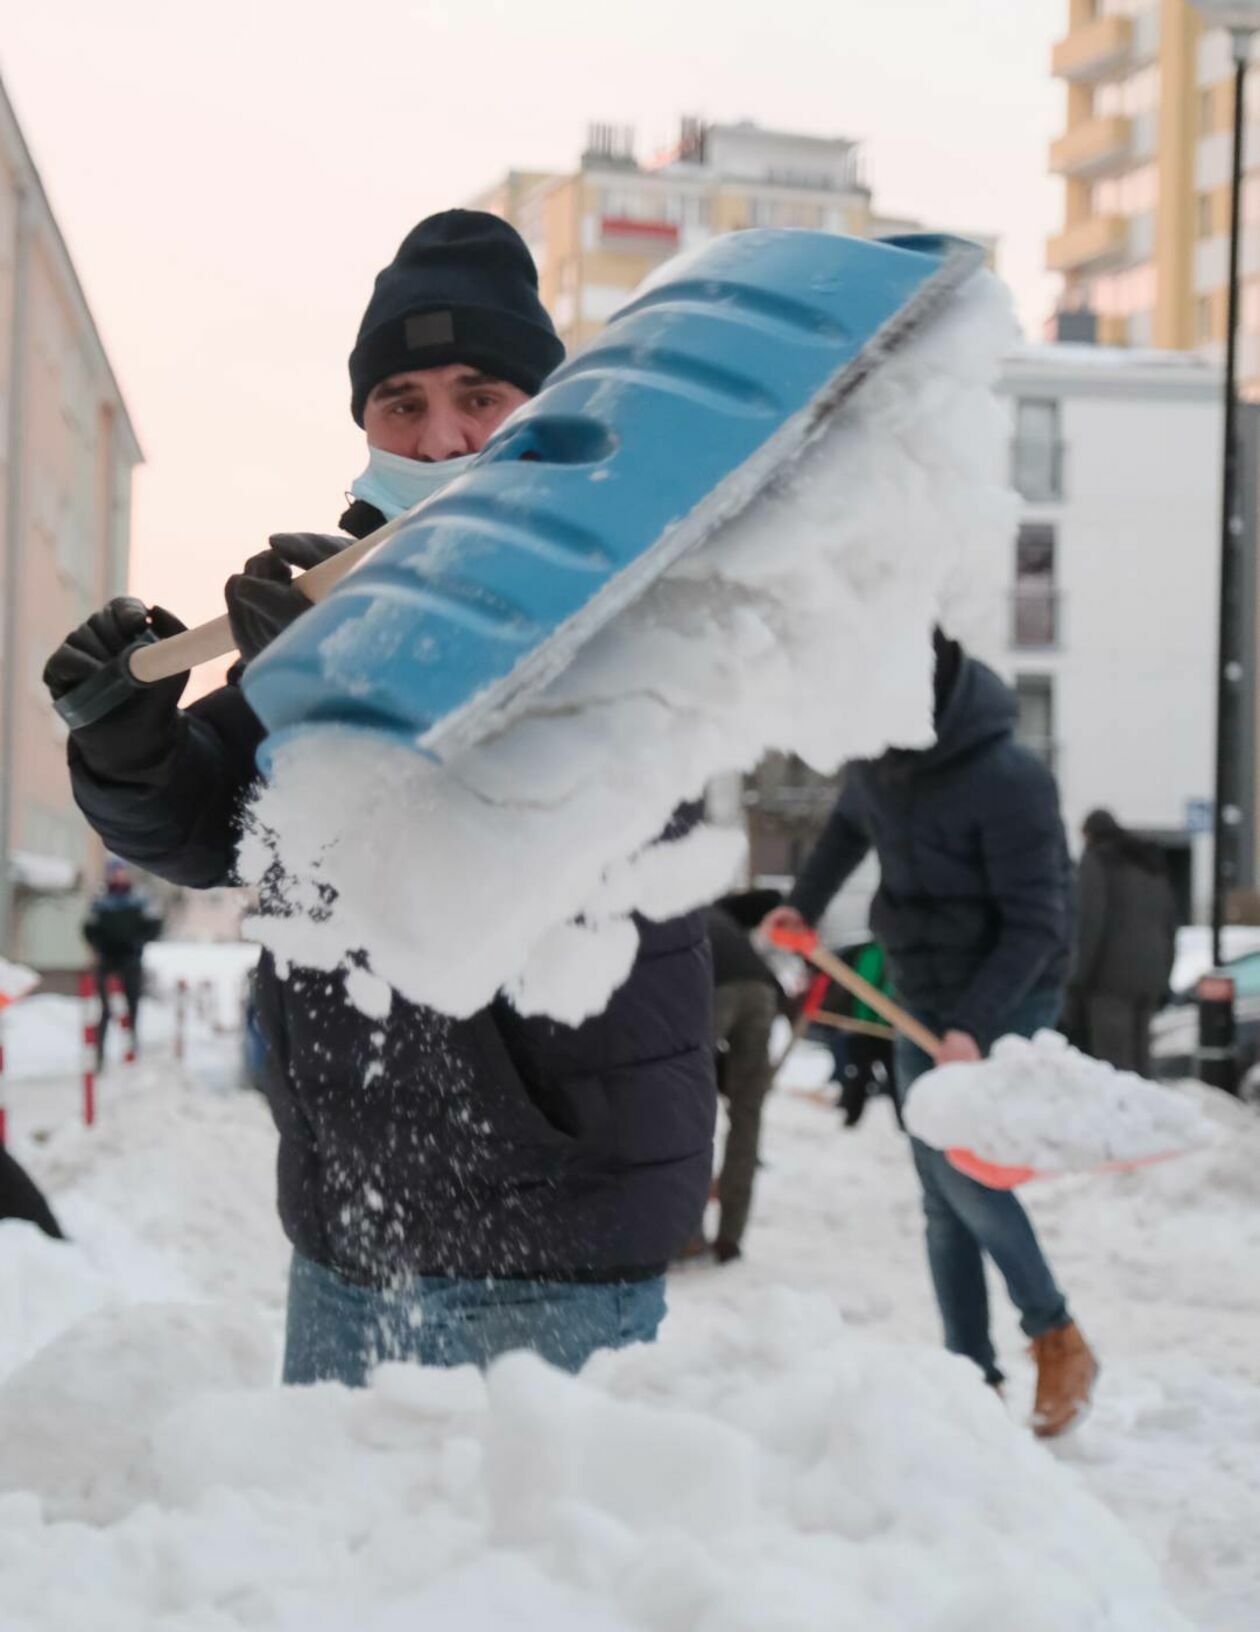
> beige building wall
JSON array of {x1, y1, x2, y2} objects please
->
[
  {"x1": 476, "y1": 120, "x2": 896, "y2": 354},
  {"x1": 0, "y1": 75, "x2": 141, "y2": 973}
]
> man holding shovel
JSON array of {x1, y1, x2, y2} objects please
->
[
  {"x1": 763, "y1": 631, "x2": 1098, "y2": 1437},
  {"x1": 43, "y1": 212, "x2": 716, "y2": 1386}
]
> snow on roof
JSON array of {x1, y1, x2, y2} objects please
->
[
  {"x1": 1007, "y1": 341, "x2": 1216, "y2": 373},
  {"x1": 9, "y1": 851, "x2": 80, "y2": 893}
]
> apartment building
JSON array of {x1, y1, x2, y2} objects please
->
[
  {"x1": 1048, "y1": 0, "x2": 1260, "y2": 385},
  {"x1": 473, "y1": 117, "x2": 928, "y2": 353},
  {"x1": 0, "y1": 74, "x2": 141, "y2": 973}
]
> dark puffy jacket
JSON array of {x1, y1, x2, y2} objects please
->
[
  {"x1": 83, "y1": 888, "x2": 161, "y2": 966},
  {"x1": 789, "y1": 657, "x2": 1071, "y2": 1049},
  {"x1": 66, "y1": 507, "x2": 715, "y2": 1286},
  {"x1": 1074, "y1": 838, "x2": 1177, "y2": 1003}
]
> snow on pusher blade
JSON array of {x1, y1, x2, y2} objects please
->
[{"x1": 242, "y1": 229, "x2": 984, "y2": 768}]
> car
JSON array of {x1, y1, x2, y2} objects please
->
[{"x1": 1151, "y1": 944, "x2": 1260, "y2": 1096}]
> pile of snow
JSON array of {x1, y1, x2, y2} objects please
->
[
  {"x1": 4, "y1": 1038, "x2": 1254, "y2": 1627},
  {"x1": 144, "y1": 940, "x2": 259, "y2": 1030},
  {"x1": 1, "y1": 994, "x2": 83, "y2": 1081},
  {"x1": 0, "y1": 942, "x2": 258, "y2": 1084},
  {"x1": 243, "y1": 268, "x2": 1017, "y2": 1023},
  {"x1": 0, "y1": 958, "x2": 39, "y2": 1004},
  {"x1": 0, "y1": 1285, "x2": 1191, "y2": 1631},
  {"x1": 904, "y1": 1031, "x2": 1217, "y2": 1172}
]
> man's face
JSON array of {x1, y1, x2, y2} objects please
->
[{"x1": 363, "y1": 363, "x2": 529, "y2": 461}]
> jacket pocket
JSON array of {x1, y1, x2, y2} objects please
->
[{"x1": 468, "y1": 1012, "x2": 581, "y2": 1155}]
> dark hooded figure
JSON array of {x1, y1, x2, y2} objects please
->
[
  {"x1": 762, "y1": 630, "x2": 1097, "y2": 1439},
  {"x1": 1069, "y1": 809, "x2": 1177, "y2": 1076}
]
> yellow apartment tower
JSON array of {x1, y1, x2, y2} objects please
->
[{"x1": 1049, "y1": 0, "x2": 1260, "y2": 379}]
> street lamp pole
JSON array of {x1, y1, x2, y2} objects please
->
[
  {"x1": 1188, "y1": 3, "x2": 1260, "y2": 1093},
  {"x1": 1211, "y1": 25, "x2": 1250, "y2": 973}
]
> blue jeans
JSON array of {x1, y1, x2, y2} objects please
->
[
  {"x1": 282, "y1": 1252, "x2": 668, "y2": 1386},
  {"x1": 896, "y1": 989, "x2": 1070, "y2": 1386}
]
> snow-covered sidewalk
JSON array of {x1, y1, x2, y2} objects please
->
[{"x1": 0, "y1": 1027, "x2": 1257, "y2": 1630}]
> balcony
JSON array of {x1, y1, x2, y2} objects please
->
[
  {"x1": 1049, "y1": 114, "x2": 1131, "y2": 178},
  {"x1": 1010, "y1": 586, "x2": 1063, "y2": 651},
  {"x1": 1046, "y1": 214, "x2": 1128, "y2": 273},
  {"x1": 1051, "y1": 14, "x2": 1133, "y2": 82}
]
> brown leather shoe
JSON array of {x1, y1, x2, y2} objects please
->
[{"x1": 1029, "y1": 1321, "x2": 1098, "y2": 1438}]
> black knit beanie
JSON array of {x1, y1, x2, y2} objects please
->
[{"x1": 349, "y1": 210, "x2": 565, "y2": 425}]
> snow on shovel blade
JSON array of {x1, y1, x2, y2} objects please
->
[
  {"x1": 242, "y1": 229, "x2": 984, "y2": 770},
  {"x1": 906, "y1": 1032, "x2": 1217, "y2": 1189}
]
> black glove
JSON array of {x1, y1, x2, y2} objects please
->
[
  {"x1": 43, "y1": 598, "x2": 189, "y2": 780},
  {"x1": 225, "y1": 533, "x2": 347, "y2": 665}
]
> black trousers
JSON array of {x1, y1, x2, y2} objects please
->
[
  {"x1": 1084, "y1": 993, "x2": 1155, "y2": 1076},
  {"x1": 0, "y1": 1148, "x2": 63, "y2": 1239},
  {"x1": 97, "y1": 959, "x2": 143, "y2": 1064}
]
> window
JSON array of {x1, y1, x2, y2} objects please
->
[
  {"x1": 1196, "y1": 193, "x2": 1214, "y2": 238},
  {"x1": 1011, "y1": 398, "x2": 1063, "y2": 502},
  {"x1": 1196, "y1": 294, "x2": 1215, "y2": 343},
  {"x1": 1095, "y1": 64, "x2": 1160, "y2": 117},
  {"x1": 1199, "y1": 87, "x2": 1215, "y2": 137},
  {"x1": 1013, "y1": 524, "x2": 1059, "y2": 649},
  {"x1": 1014, "y1": 677, "x2": 1057, "y2": 774},
  {"x1": 1094, "y1": 163, "x2": 1158, "y2": 216}
]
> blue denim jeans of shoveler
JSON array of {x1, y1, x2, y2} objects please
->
[
  {"x1": 283, "y1": 1252, "x2": 668, "y2": 1387},
  {"x1": 896, "y1": 989, "x2": 1071, "y2": 1387}
]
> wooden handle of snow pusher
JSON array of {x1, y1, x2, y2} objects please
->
[
  {"x1": 127, "y1": 513, "x2": 410, "y2": 685},
  {"x1": 766, "y1": 926, "x2": 943, "y2": 1060}
]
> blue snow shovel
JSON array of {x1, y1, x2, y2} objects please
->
[{"x1": 53, "y1": 230, "x2": 983, "y2": 764}]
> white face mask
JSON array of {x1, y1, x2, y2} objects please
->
[{"x1": 349, "y1": 445, "x2": 477, "y2": 521}]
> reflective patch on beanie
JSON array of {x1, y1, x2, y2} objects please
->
[{"x1": 405, "y1": 311, "x2": 456, "y2": 349}]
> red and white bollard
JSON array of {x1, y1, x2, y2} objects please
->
[
  {"x1": 0, "y1": 1004, "x2": 8, "y2": 1148},
  {"x1": 174, "y1": 978, "x2": 188, "y2": 1064},
  {"x1": 105, "y1": 973, "x2": 136, "y2": 1065},
  {"x1": 79, "y1": 970, "x2": 98, "y2": 1127}
]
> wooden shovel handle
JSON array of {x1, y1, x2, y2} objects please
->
[
  {"x1": 128, "y1": 513, "x2": 410, "y2": 685},
  {"x1": 811, "y1": 1010, "x2": 896, "y2": 1042},
  {"x1": 767, "y1": 925, "x2": 943, "y2": 1059}
]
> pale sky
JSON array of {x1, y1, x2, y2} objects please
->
[{"x1": 0, "y1": 0, "x2": 1066, "y2": 652}]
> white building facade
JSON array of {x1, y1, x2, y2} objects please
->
[
  {"x1": 997, "y1": 343, "x2": 1225, "y2": 922},
  {"x1": 744, "y1": 343, "x2": 1232, "y2": 940}
]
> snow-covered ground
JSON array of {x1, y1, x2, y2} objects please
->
[{"x1": 0, "y1": 990, "x2": 1257, "y2": 1631}]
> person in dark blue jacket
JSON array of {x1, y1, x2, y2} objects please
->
[
  {"x1": 42, "y1": 212, "x2": 715, "y2": 1387},
  {"x1": 765, "y1": 632, "x2": 1097, "y2": 1438},
  {"x1": 82, "y1": 858, "x2": 162, "y2": 1067}
]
